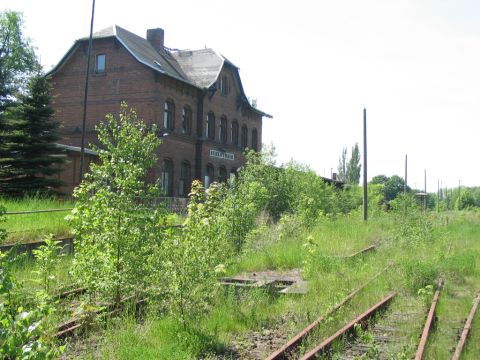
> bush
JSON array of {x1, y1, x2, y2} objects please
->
[
  {"x1": 68, "y1": 103, "x2": 168, "y2": 305},
  {"x1": 0, "y1": 250, "x2": 62, "y2": 358},
  {"x1": 402, "y1": 258, "x2": 439, "y2": 292}
]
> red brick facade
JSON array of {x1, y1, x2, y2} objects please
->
[{"x1": 48, "y1": 27, "x2": 269, "y2": 195}]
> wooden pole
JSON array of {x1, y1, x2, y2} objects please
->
[
  {"x1": 79, "y1": 0, "x2": 96, "y2": 183},
  {"x1": 363, "y1": 108, "x2": 368, "y2": 221},
  {"x1": 424, "y1": 169, "x2": 427, "y2": 213},
  {"x1": 437, "y1": 179, "x2": 440, "y2": 213},
  {"x1": 404, "y1": 154, "x2": 407, "y2": 217}
]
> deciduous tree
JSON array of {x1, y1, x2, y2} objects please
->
[
  {"x1": 0, "y1": 10, "x2": 38, "y2": 109},
  {"x1": 346, "y1": 143, "x2": 361, "y2": 185}
]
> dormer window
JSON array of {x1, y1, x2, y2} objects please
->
[
  {"x1": 95, "y1": 54, "x2": 106, "y2": 74},
  {"x1": 220, "y1": 75, "x2": 229, "y2": 95}
]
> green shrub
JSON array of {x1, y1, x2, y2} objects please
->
[
  {"x1": 68, "y1": 103, "x2": 168, "y2": 305},
  {"x1": 402, "y1": 258, "x2": 439, "y2": 292},
  {"x1": 0, "y1": 250, "x2": 62, "y2": 359}
]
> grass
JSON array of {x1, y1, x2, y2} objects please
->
[
  {"x1": 94, "y1": 210, "x2": 479, "y2": 359},
  {"x1": 8, "y1": 208, "x2": 480, "y2": 359},
  {"x1": 1, "y1": 195, "x2": 74, "y2": 243}
]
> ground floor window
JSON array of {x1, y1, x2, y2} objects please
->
[
  {"x1": 219, "y1": 166, "x2": 227, "y2": 183},
  {"x1": 161, "y1": 158, "x2": 174, "y2": 196},
  {"x1": 179, "y1": 161, "x2": 191, "y2": 196},
  {"x1": 205, "y1": 163, "x2": 214, "y2": 188}
]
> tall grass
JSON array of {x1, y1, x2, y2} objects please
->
[
  {"x1": 13, "y1": 209, "x2": 479, "y2": 359},
  {"x1": 0, "y1": 195, "x2": 74, "y2": 243}
]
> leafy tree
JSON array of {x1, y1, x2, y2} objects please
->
[
  {"x1": 0, "y1": 75, "x2": 64, "y2": 196},
  {"x1": 158, "y1": 181, "x2": 231, "y2": 328},
  {"x1": 456, "y1": 188, "x2": 475, "y2": 210},
  {"x1": 370, "y1": 175, "x2": 388, "y2": 186},
  {"x1": 384, "y1": 175, "x2": 408, "y2": 202},
  {"x1": 371, "y1": 174, "x2": 410, "y2": 203},
  {"x1": 337, "y1": 147, "x2": 347, "y2": 182},
  {"x1": 32, "y1": 235, "x2": 63, "y2": 295},
  {"x1": 0, "y1": 10, "x2": 38, "y2": 109},
  {"x1": 337, "y1": 143, "x2": 361, "y2": 184},
  {"x1": 68, "y1": 102, "x2": 167, "y2": 306},
  {"x1": 346, "y1": 143, "x2": 361, "y2": 185}
]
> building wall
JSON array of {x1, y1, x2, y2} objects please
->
[{"x1": 50, "y1": 37, "x2": 263, "y2": 196}]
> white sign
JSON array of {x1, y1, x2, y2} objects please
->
[{"x1": 209, "y1": 149, "x2": 234, "y2": 161}]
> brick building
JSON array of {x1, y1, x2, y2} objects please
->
[{"x1": 47, "y1": 25, "x2": 271, "y2": 195}]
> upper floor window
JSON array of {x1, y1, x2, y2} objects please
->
[
  {"x1": 164, "y1": 100, "x2": 175, "y2": 130},
  {"x1": 231, "y1": 120, "x2": 239, "y2": 146},
  {"x1": 220, "y1": 75, "x2": 230, "y2": 95},
  {"x1": 220, "y1": 116, "x2": 227, "y2": 144},
  {"x1": 251, "y1": 128, "x2": 258, "y2": 151},
  {"x1": 206, "y1": 112, "x2": 215, "y2": 140},
  {"x1": 95, "y1": 54, "x2": 106, "y2": 74},
  {"x1": 182, "y1": 106, "x2": 192, "y2": 135},
  {"x1": 241, "y1": 125, "x2": 248, "y2": 149}
]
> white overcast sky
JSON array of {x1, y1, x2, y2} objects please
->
[{"x1": 4, "y1": 0, "x2": 480, "y2": 191}]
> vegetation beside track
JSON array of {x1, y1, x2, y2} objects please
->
[
  {"x1": 4, "y1": 201, "x2": 480, "y2": 359},
  {"x1": 2, "y1": 105, "x2": 479, "y2": 359},
  {"x1": 0, "y1": 195, "x2": 73, "y2": 243},
  {"x1": 55, "y1": 209, "x2": 477, "y2": 359}
]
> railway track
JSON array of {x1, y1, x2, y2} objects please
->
[
  {"x1": 266, "y1": 263, "x2": 393, "y2": 360},
  {"x1": 55, "y1": 296, "x2": 147, "y2": 339},
  {"x1": 452, "y1": 292, "x2": 480, "y2": 360},
  {"x1": 299, "y1": 292, "x2": 396, "y2": 359}
]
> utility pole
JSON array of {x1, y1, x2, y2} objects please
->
[
  {"x1": 79, "y1": 0, "x2": 96, "y2": 183},
  {"x1": 437, "y1": 179, "x2": 440, "y2": 213},
  {"x1": 424, "y1": 169, "x2": 427, "y2": 213},
  {"x1": 404, "y1": 154, "x2": 407, "y2": 217},
  {"x1": 363, "y1": 108, "x2": 368, "y2": 221}
]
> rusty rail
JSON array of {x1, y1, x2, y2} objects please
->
[
  {"x1": 54, "y1": 296, "x2": 147, "y2": 339},
  {"x1": 266, "y1": 262, "x2": 393, "y2": 360},
  {"x1": 414, "y1": 279, "x2": 444, "y2": 360},
  {"x1": 451, "y1": 292, "x2": 480, "y2": 360},
  {"x1": 347, "y1": 245, "x2": 376, "y2": 259},
  {"x1": 300, "y1": 292, "x2": 396, "y2": 359},
  {"x1": 55, "y1": 287, "x2": 87, "y2": 300},
  {"x1": 4, "y1": 208, "x2": 73, "y2": 215}
]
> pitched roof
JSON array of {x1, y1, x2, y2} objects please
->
[
  {"x1": 172, "y1": 48, "x2": 232, "y2": 88},
  {"x1": 47, "y1": 25, "x2": 271, "y2": 117}
]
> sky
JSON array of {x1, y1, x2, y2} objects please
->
[{"x1": 3, "y1": 0, "x2": 480, "y2": 191}]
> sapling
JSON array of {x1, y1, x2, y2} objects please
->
[{"x1": 32, "y1": 234, "x2": 63, "y2": 295}]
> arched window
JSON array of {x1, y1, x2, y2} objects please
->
[
  {"x1": 205, "y1": 163, "x2": 214, "y2": 188},
  {"x1": 182, "y1": 106, "x2": 192, "y2": 135},
  {"x1": 161, "y1": 158, "x2": 174, "y2": 196},
  {"x1": 251, "y1": 128, "x2": 258, "y2": 151},
  {"x1": 231, "y1": 120, "x2": 239, "y2": 146},
  {"x1": 163, "y1": 100, "x2": 175, "y2": 130},
  {"x1": 219, "y1": 166, "x2": 227, "y2": 183},
  {"x1": 220, "y1": 116, "x2": 227, "y2": 144},
  {"x1": 179, "y1": 161, "x2": 191, "y2": 197},
  {"x1": 241, "y1": 125, "x2": 248, "y2": 149},
  {"x1": 206, "y1": 112, "x2": 215, "y2": 140}
]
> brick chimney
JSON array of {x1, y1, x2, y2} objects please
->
[{"x1": 147, "y1": 28, "x2": 164, "y2": 51}]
